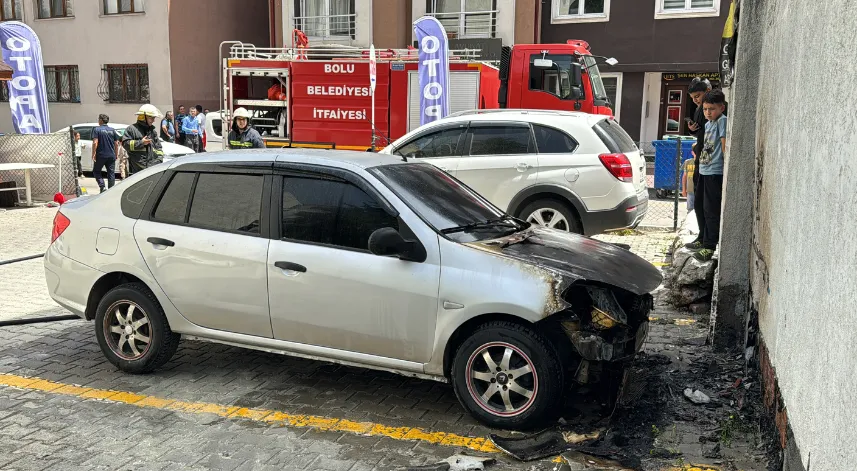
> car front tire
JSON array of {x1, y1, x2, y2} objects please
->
[
  {"x1": 520, "y1": 199, "x2": 583, "y2": 234},
  {"x1": 94, "y1": 282, "x2": 180, "y2": 374},
  {"x1": 451, "y1": 321, "x2": 564, "y2": 430}
]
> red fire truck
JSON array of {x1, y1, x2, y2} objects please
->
[{"x1": 218, "y1": 39, "x2": 615, "y2": 151}]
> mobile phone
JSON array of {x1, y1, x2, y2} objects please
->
[{"x1": 684, "y1": 117, "x2": 695, "y2": 125}]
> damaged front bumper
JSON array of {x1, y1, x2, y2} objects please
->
[{"x1": 565, "y1": 321, "x2": 649, "y2": 362}]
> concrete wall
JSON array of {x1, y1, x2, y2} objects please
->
[
  {"x1": 372, "y1": 0, "x2": 411, "y2": 48},
  {"x1": 0, "y1": 1, "x2": 172, "y2": 133},
  {"x1": 732, "y1": 0, "x2": 857, "y2": 468},
  {"x1": 169, "y1": 0, "x2": 270, "y2": 112},
  {"x1": 513, "y1": 0, "x2": 536, "y2": 45}
]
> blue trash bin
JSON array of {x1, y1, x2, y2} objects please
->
[{"x1": 652, "y1": 140, "x2": 694, "y2": 195}]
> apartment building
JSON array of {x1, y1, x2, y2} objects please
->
[
  {"x1": 275, "y1": 0, "x2": 538, "y2": 58},
  {"x1": 539, "y1": 0, "x2": 729, "y2": 142},
  {"x1": 0, "y1": 0, "x2": 270, "y2": 133}
]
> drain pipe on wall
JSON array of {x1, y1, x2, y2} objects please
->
[{"x1": 0, "y1": 252, "x2": 81, "y2": 326}]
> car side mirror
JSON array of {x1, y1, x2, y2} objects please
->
[{"x1": 368, "y1": 227, "x2": 426, "y2": 262}]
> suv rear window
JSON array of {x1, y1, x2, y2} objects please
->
[{"x1": 593, "y1": 119, "x2": 637, "y2": 153}]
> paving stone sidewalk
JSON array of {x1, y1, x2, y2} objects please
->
[{"x1": 0, "y1": 208, "x2": 766, "y2": 470}]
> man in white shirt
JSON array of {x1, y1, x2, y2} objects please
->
[{"x1": 195, "y1": 105, "x2": 207, "y2": 152}]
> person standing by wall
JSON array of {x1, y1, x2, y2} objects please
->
[
  {"x1": 694, "y1": 89, "x2": 728, "y2": 261},
  {"x1": 175, "y1": 105, "x2": 188, "y2": 146},
  {"x1": 161, "y1": 111, "x2": 176, "y2": 143},
  {"x1": 182, "y1": 106, "x2": 202, "y2": 152},
  {"x1": 196, "y1": 105, "x2": 207, "y2": 152},
  {"x1": 122, "y1": 105, "x2": 165, "y2": 176},
  {"x1": 685, "y1": 77, "x2": 711, "y2": 249},
  {"x1": 91, "y1": 114, "x2": 120, "y2": 193}
]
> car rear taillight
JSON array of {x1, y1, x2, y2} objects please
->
[
  {"x1": 598, "y1": 153, "x2": 634, "y2": 183},
  {"x1": 51, "y1": 211, "x2": 70, "y2": 243}
]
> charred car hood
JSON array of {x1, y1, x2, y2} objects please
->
[{"x1": 466, "y1": 226, "x2": 663, "y2": 295}]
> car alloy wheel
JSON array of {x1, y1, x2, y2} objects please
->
[
  {"x1": 465, "y1": 342, "x2": 538, "y2": 417},
  {"x1": 102, "y1": 300, "x2": 152, "y2": 361},
  {"x1": 527, "y1": 208, "x2": 570, "y2": 232}
]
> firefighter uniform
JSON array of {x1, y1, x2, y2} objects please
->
[
  {"x1": 122, "y1": 104, "x2": 165, "y2": 176},
  {"x1": 227, "y1": 108, "x2": 265, "y2": 149}
]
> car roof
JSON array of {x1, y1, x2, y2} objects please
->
[
  {"x1": 406, "y1": 109, "x2": 607, "y2": 134},
  {"x1": 168, "y1": 148, "x2": 409, "y2": 171}
]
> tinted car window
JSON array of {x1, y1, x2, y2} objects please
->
[
  {"x1": 188, "y1": 173, "x2": 263, "y2": 234},
  {"x1": 153, "y1": 172, "x2": 195, "y2": 224},
  {"x1": 121, "y1": 172, "x2": 163, "y2": 219},
  {"x1": 395, "y1": 128, "x2": 464, "y2": 158},
  {"x1": 74, "y1": 126, "x2": 92, "y2": 140},
  {"x1": 282, "y1": 176, "x2": 398, "y2": 251},
  {"x1": 533, "y1": 125, "x2": 578, "y2": 153},
  {"x1": 593, "y1": 119, "x2": 637, "y2": 153},
  {"x1": 468, "y1": 126, "x2": 532, "y2": 156}
]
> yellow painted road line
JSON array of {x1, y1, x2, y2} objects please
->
[
  {"x1": 0, "y1": 373, "x2": 727, "y2": 470},
  {"x1": 0, "y1": 373, "x2": 498, "y2": 454}
]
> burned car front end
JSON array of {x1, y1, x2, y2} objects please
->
[{"x1": 467, "y1": 226, "x2": 662, "y2": 387}]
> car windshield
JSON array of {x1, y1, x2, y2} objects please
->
[{"x1": 369, "y1": 163, "x2": 526, "y2": 242}]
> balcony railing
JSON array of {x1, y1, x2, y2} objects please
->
[
  {"x1": 428, "y1": 10, "x2": 497, "y2": 39},
  {"x1": 293, "y1": 13, "x2": 356, "y2": 43}
]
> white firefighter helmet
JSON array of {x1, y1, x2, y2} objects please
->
[
  {"x1": 135, "y1": 104, "x2": 162, "y2": 118},
  {"x1": 232, "y1": 107, "x2": 252, "y2": 119}
]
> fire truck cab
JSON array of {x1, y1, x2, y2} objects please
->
[{"x1": 218, "y1": 39, "x2": 614, "y2": 151}]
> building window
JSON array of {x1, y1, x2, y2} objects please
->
[
  {"x1": 656, "y1": 0, "x2": 719, "y2": 19},
  {"x1": 101, "y1": 64, "x2": 149, "y2": 103},
  {"x1": 600, "y1": 72, "x2": 623, "y2": 122},
  {"x1": 551, "y1": 0, "x2": 609, "y2": 24},
  {"x1": 45, "y1": 66, "x2": 80, "y2": 103},
  {"x1": 294, "y1": 0, "x2": 355, "y2": 40},
  {"x1": 0, "y1": 0, "x2": 22, "y2": 20},
  {"x1": 103, "y1": 0, "x2": 143, "y2": 15},
  {"x1": 38, "y1": 0, "x2": 73, "y2": 18},
  {"x1": 428, "y1": 0, "x2": 497, "y2": 39}
]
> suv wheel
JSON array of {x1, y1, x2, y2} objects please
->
[
  {"x1": 520, "y1": 200, "x2": 582, "y2": 234},
  {"x1": 94, "y1": 282, "x2": 180, "y2": 374},
  {"x1": 451, "y1": 322, "x2": 564, "y2": 429}
]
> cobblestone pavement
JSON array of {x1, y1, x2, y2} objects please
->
[
  {"x1": 0, "y1": 207, "x2": 758, "y2": 470},
  {"x1": 0, "y1": 207, "x2": 61, "y2": 322}
]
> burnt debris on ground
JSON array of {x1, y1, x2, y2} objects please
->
[{"x1": 485, "y1": 304, "x2": 774, "y2": 470}]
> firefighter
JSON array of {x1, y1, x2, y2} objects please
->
[
  {"x1": 227, "y1": 108, "x2": 265, "y2": 149},
  {"x1": 122, "y1": 104, "x2": 165, "y2": 176}
]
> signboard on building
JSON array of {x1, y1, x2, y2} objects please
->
[{"x1": 663, "y1": 72, "x2": 721, "y2": 82}]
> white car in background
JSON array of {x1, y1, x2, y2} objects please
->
[
  {"x1": 380, "y1": 110, "x2": 648, "y2": 236},
  {"x1": 58, "y1": 123, "x2": 196, "y2": 174}
]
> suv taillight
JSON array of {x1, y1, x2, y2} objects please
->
[
  {"x1": 51, "y1": 211, "x2": 70, "y2": 243},
  {"x1": 598, "y1": 153, "x2": 634, "y2": 183}
]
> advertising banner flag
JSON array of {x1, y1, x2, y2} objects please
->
[
  {"x1": 0, "y1": 21, "x2": 50, "y2": 133},
  {"x1": 413, "y1": 16, "x2": 450, "y2": 126}
]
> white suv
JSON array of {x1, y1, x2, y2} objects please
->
[{"x1": 381, "y1": 110, "x2": 648, "y2": 235}]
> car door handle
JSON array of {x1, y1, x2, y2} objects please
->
[
  {"x1": 146, "y1": 237, "x2": 174, "y2": 247},
  {"x1": 514, "y1": 163, "x2": 532, "y2": 172},
  {"x1": 274, "y1": 261, "x2": 306, "y2": 273}
]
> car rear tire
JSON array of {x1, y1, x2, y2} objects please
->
[
  {"x1": 94, "y1": 282, "x2": 180, "y2": 374},
  {"x1": 520, "y1": 199, "x2": 583, "y2": 234},
  {"x1": 451, "y1": 321, "x2": 564, "y2": 430}
]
